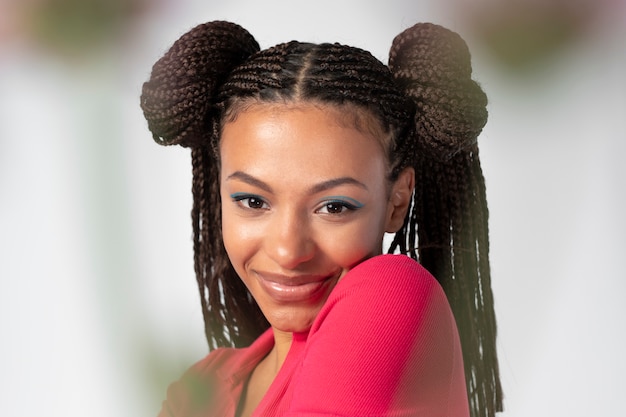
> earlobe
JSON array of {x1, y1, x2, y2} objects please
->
[{"x1": 385, "y1": 168, "x2": 415, "y2": 233}]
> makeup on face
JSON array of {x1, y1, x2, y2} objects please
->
[{"x1": 219, "y1": 104, "x2": 398, "y2": 334}]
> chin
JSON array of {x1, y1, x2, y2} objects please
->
[{"x1": 269, "y1": 308, "x2": 321, "y2": 334}]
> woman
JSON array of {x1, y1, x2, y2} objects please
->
[{"x1": 140, "y1": 21, "x2": 502, "y2": 417}]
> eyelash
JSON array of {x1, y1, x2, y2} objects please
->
[
  {"x1": 315, "y1": 199, "x2": 361, "y2": 215},
  {"x1": 231, "y1": 193, "x2": 270, "y2": 210}
]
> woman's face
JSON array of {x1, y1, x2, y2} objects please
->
[{"x1": 220, "y1": 104, "x2": 413, "y2": 334}]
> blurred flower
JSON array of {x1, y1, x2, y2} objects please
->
[
  {"x1": 447, "y1": 0, "x2": 623, "y2": 73},
  {"x1": 1, "y1": 0, "x2": 158, "y2": 58}
]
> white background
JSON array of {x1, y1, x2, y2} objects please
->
[{"x1": 1, "y1": 0, "x2": 625, "y2": 416}]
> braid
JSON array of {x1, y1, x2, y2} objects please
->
[
  {"x1": 389, "y1": 23, "x2": 503, "y2": 417},
  {"x1": 140, "y1": 21, "x2": 260, "y2": 148},
  {"x1": 190, "y1": 147, "x2": 209, "y2": 342},
  {"x1": 140, "y1": 21, "x2": 264, "y2": 349}
]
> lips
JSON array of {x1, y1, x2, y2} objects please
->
[{"x1": 254, "y1": 271, "x2": 338, "y2": 303}]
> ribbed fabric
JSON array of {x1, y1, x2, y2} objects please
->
[{"x1": 158, "y1": 254, "x2": 469, "y2": 417}]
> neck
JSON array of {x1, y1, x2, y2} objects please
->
[{"x1": 268, "y1": 328, "x2": 293, "y2": 374}]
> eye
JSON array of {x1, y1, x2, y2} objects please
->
[
  {"x1": 316, "y1": 197, "x2": 363, "y2": 215},
  {"x1": 230, "y1": 193, "x2": 270, "y2": 210},
  {"x1": 319, "y1": 201, "x2": 351, "y2": 214}
]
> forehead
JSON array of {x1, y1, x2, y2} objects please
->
[
  {"x1": 219, "y1": 104, "x2": 389, "y2": 186},
  {"x1": 222, "y1": 101, "x2": 391, "y2": 152}
]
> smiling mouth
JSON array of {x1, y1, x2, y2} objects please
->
[{"x1": 254, "y1": 272, "x2": 338, "y2": 303}]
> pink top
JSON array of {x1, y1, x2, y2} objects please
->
[{"x1": 158, "y1": 254, "x2": 469, "y2": 417}]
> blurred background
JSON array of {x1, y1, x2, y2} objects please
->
[{"x1": 0, "y1": 0, "x2": 624, "y2": 415}]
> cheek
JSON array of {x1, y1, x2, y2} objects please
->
[
  {"x1": 220, "y1": 207, "x2": 256, "y2": 274},
  {"x1": 317, "y1": 216, "x2": 387, "y2": 268}
]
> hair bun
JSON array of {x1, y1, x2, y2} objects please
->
[
  {"x1": 389, "y1": 23, "x2": 487, "y2": 160},
  {"x1": 140, "y1": 21, "x2": 259, "y2": 148}
]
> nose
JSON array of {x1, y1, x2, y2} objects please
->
[{"x1": 265, "y1": 209, "x2": 315, "y2": 270}]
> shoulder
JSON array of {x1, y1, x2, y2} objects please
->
[
  {"x1": 289, "y1": 255, "x2": 468, "y2": 415},
  {"x1": 308, "y1": 253, "x2": 454, "y2": 351},
  {"x1": 342, "y1": 253, "x2": 439, "y2": 293},
  {"x1": 315, "y1": 254, "x2": 446, "y2": 326},
  {"x1": 158, "y1": 330, "x2": 274, "y2": 417},
  {"x1": 156, "y1": 348, "x2": 237, "y2": 417},
  {"x1": 190, "y1": 328, "x2": 274, "y2": 378}
]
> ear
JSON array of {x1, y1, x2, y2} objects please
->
[{"x1": 385, "y1": 167, "x2": 415, "y2": 233}]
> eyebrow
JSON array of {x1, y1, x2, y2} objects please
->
[
  {"x1": 308, "y1": 177, "x2": 368, "y2": 194},
  {"x1": 226, "y1": 171, "x2": 273, "y2": 193},
  {"x1": 225, "y1": 171, "x2": 368, "y2": 194}
]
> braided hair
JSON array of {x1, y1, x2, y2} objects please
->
[{"x1": 140, "y1": 20, "x2": 502, "y2": 417}]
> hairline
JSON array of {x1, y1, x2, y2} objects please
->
[{"x1": 219, "y1": 97, "x2": 394, "y2": 166}]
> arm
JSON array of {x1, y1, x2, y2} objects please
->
[{"x1": 288, "y1": 254, "x2": 469, "y2": 416}]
